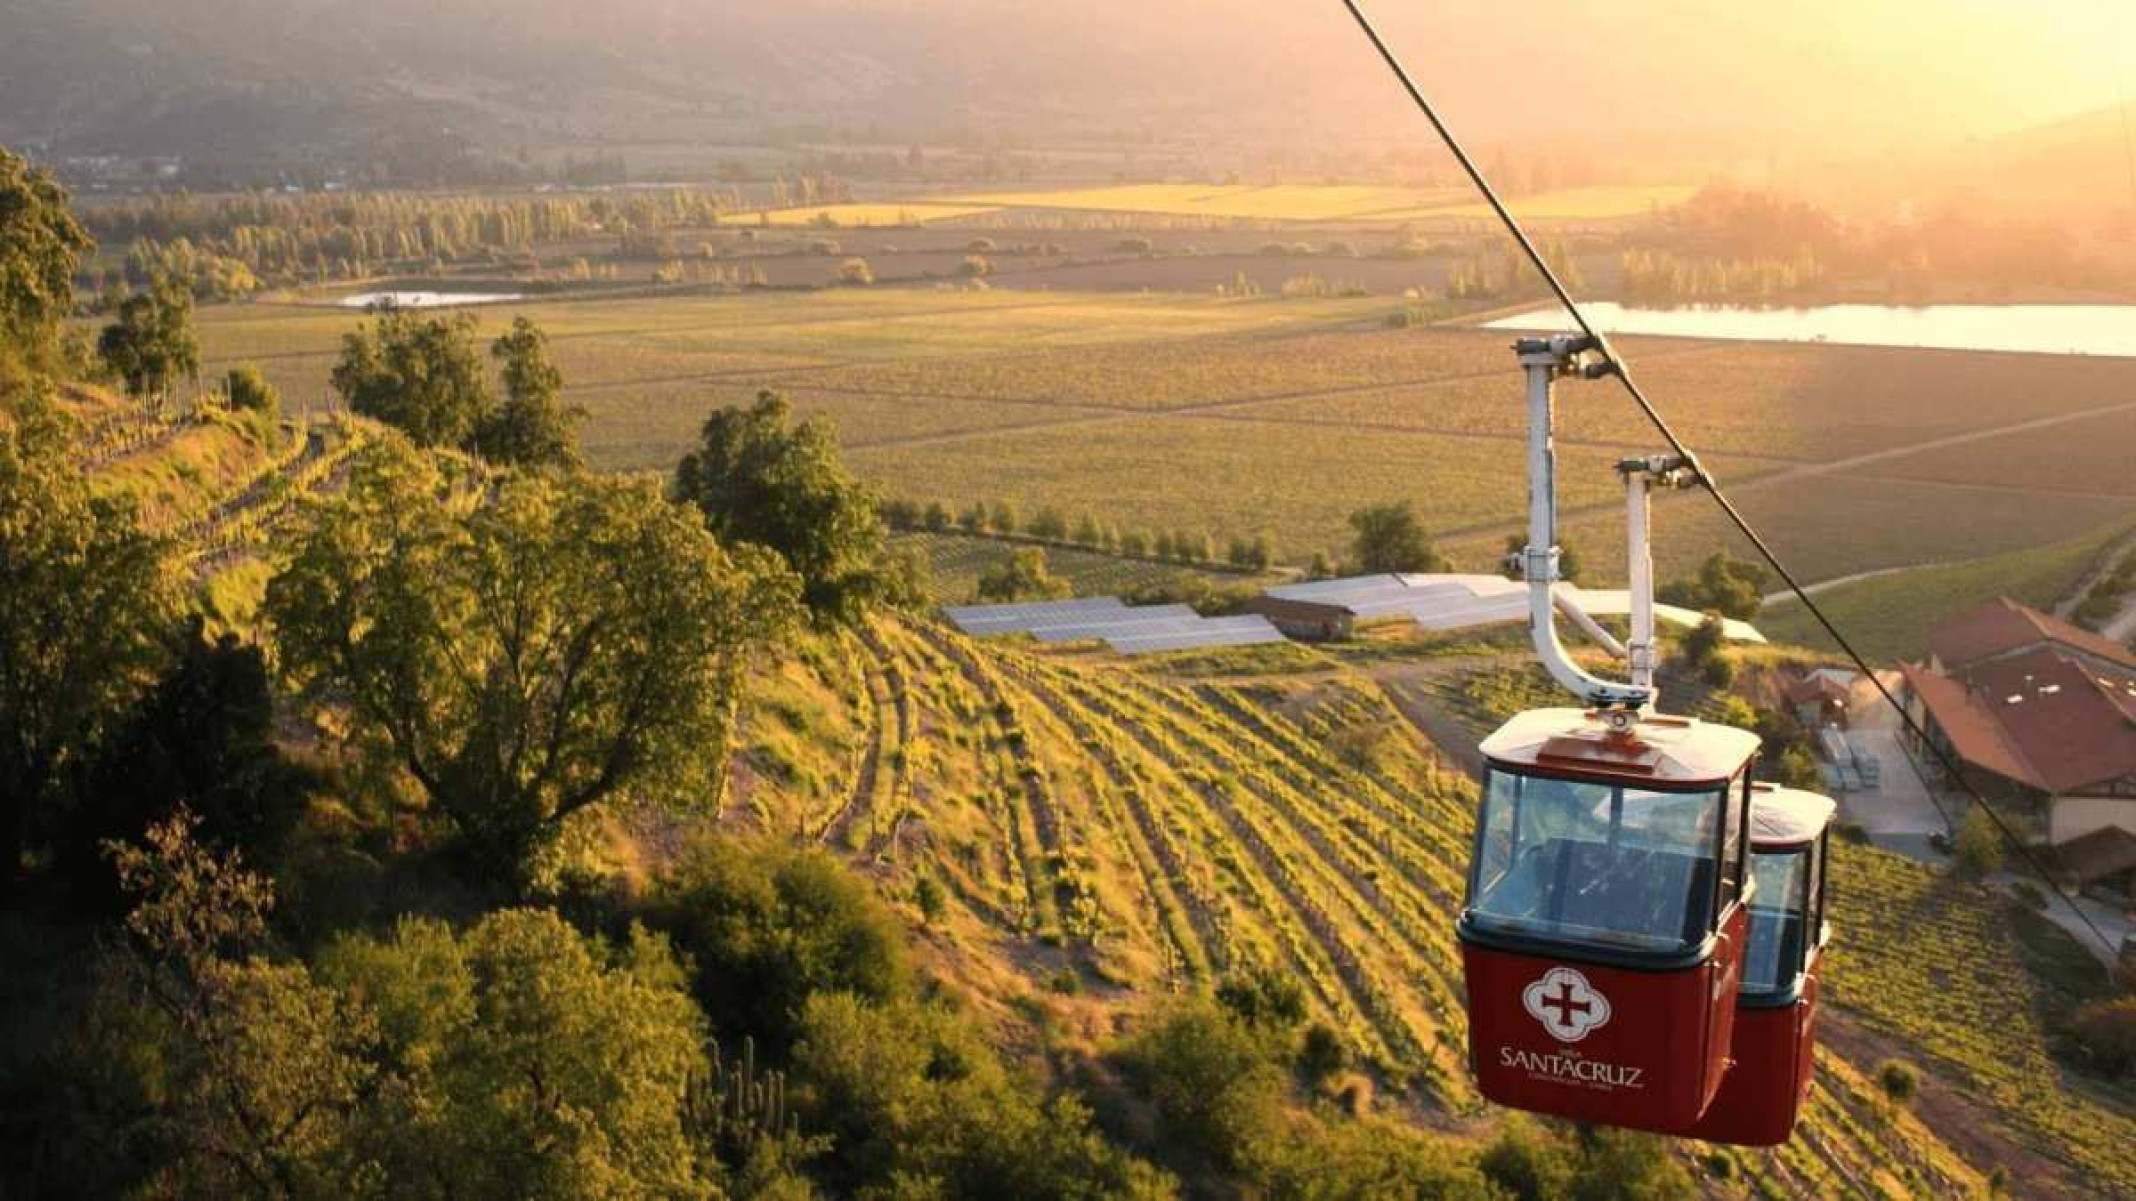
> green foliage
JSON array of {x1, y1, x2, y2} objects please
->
[
  {"x1": 1215, "y1": 965, "x2": 1307, "y2": 1033},
  {"x1": 1658, "y1": 552, "x2": 1765, "y2": 621},
  {"x1": 1115, "y1": 1001, "x2": 1285, "y2": 1177},
  {"x1": 266, "y1": 438, "x2": 800, "y2": 877},
  {"x1": 317, "y1": 909, "x2": 717, "y2": 1199},
  {"x1": 640, "y1": 836, "x2": 909, "y2": 1055},
  {"x1": 331, "y1": 308, "x2": 493, "y2": 450},
  {"x1": 97, "y1": 275, "x2": 200, "y2": 399},
  {"x1": 1566, "y1": 1127, "x2": 1692, "y2": 1201},
  {"x1": 0, "y1": 391, "x2": 174, "y2": 886},
  {"x1": 1954, "y1": 805, "x2": 2005, "y2": 879},
  {"x1": 1877, "y1": 1058, "x2": 1921, "y2": 1106},
  {"x1": 675, "y1": 390, "x2": 892, "y2": 627},
  {"x1": 793, "y1": 993, "x2": 1171, "y2": 1199},
  {"x1": 0, "y1": 146, "x2": 93, "y2": 379},
  {"x1": 1478, "y1": 1116, "x2": 1574, "y2": 1201},
  {"x1": 975, "y1": 547, "x2": 1072, "y2": 604},
  {"x1": 2071, "y1": 996, "x2": 2136, "y2": 1078},
  {"x1": 59, "y1": 618, "x2": 314, "y2": 908},
  {"x1": 1347, "y1": 502, "x2": 1447, "y2": 575},
  {"x1": 1296, "y1": 1022, "x2": 1346, "y2": 1086},
  {"x1": 476, "y1": 316, "x2": 584, "y2": 470},
  {"x1": 224, "y1": 362, "x2": 281, "y2": 416},
  {"x1": 914, "y1": 875, "x2": 947, "y2": 926}
]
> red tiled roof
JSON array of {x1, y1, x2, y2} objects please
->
[
  {"x1": 1903, "y1": 645, "x2": 2136, "y2": 795},
  {"x1": 1899, "y1": 661, "x2": 2046, "y2": 790},
  {"x1": 1929, "y1": 597, "x2": 2136, "y2": 673}
]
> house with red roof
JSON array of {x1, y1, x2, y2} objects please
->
[{"x1": 1898, "y1": 598, "x2": 2136, "y2": 896}]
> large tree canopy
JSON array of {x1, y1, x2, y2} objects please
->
[
  {"x1": 673, "y1": 390, "x2": 892, "y2": 627},
  {"x1": 0, "y1": 146, "x2": 93, "y2": 378},
  {"x1": 1347, "y1": 501, "x2": 1448, "y2": 575},
  {"x1": 97, "y1": 275, "x2": 200, "y2": 400},
  {"x1": 476, "y1": 316, "x2": 583, "y2": 471},
  {"x1": 330, "y1": 309, "x2": 494, "y2": 451},
  {"x1": 265, "y1": 437, "x2": 799, "y2": 876},
  {"x1": 0, "y1": 390, "x2": 173, "y2": 885}
]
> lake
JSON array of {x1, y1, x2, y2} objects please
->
[
  {"x1": 1482, "y1": 302, "x2": 2136, "y2": 358},
  {"x1": 337, "y1": 290, "x2": 525, "y2": 309}
]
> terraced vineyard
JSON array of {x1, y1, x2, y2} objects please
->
[{"x1": 722, "y1": 618, "x2": 2115, "y2": 1196}]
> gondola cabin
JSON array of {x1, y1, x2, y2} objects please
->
[
  {"x1": 1682, "y1": 785, "x2": 1835, "y2": 1146},
  {"x1": 1460, "y1": 707, "x2": 1758, "y2": 1133}
]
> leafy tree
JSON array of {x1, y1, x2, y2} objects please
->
[
  {"x1": 957, "y1": 504, "x2": 985, "y2": 534},
  {"x1": 0, "y1": 146, "x2": 93, "y2": 380},
  {"x1": 922, "y1": 500, "x2": 951, "y2": 532},
  {"x1": 0, "y1": 391, "x2": 173, "y2": 887},
  {"x1": 266, "y1": 438, "x2": 799, "y2": 877},
  {"x1": 1026, "y1": 507, "x2": 1068, "y2": 540},
  {"x1": 2071, "y1": 996, "x2": 2136, "y2": 1077},
  {"x1": 1659, "y1": 552, "x2": 1766, "y2": 621},
  {"x1": 476, "y1": 316, "x2": 583, "y2": 470},
  {"x1": 105, "y1": 811, "x2": 377, "y2": 1197},
  {"x1": 1568, "y1": 1126, "x2": 1693, "y2": 1201},
  {"x1": 60, "y1": 618, "x2": 315, "y2": 908},
  {"x1": 1307, "y1": 551, "x2": 1335, "y2": 580},
  {"x1": 639, "y1": 836, "x2": 908, "y2": 1054},
  {"x1": 792, "y1": 993, "x2": 1170, "y2": 1199},
  {"x1": 1215, "y1": 966, "x2": 1307, "y2": 1034},
  {"x1": 96, "y1": 275, "x2": 200, "y2": 400},
  {"x1": 1115, "y1": 1001, "x2": 1285, "y2": 1177},
  {"x1": 317, "y1": 909, "x2": 717, "y2": 1199},
  {"x1": 1953, "y1": 805, "x2": 2005, "y2": 879},
  {"x1": 331, "y1": 308, "x2": 493, "y2": 450},
  {"x1": 837, "y1": 257, "x2": 874, "y2": 285},
  {"x1": 674, "y1": 390, "x2": 892, "y2": 627},
  {"x1": 1479, "y1": 1115, "x2": 1575, "y2": 1200},
  {"x1": 1348, "y1": 502, "x2": 1448, "y2": 574},
  {"x1": 224, "y1": 363, "x2": 281, "y2": 416},
  {"x1": 975, "y1": 548, "x2": 1070, "y2": 604}
]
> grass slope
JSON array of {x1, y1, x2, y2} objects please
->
[{"x1": 724, "y1": 618, "x2": 2121, "y2": 1196}]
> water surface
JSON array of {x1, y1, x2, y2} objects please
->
[
  {"x1": 337, "y1": 290, "x2": 524, "y2": 309},
  {"x1": 1482, "y1": 302, "x2": 2136, "y2": 358}
]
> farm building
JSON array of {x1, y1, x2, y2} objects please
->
[
  {"x1": 1244, "y1": 573, "x2": 1766, "y2": 644},
  {"x1": 1897, "y1": 597, "x2": 2136, "y2": 895},
  {"x1": 1784, "y1": 667, "x2": 1863, "y2": 730}
]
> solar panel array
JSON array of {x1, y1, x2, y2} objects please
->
[
  {"x1": 1261, "y1": 574, "x2": 1766, "y2": 642},
  {"x1": 942, "y1": 597, "x2": 1284, "y2": 655}
]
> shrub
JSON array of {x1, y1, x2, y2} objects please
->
[
  {"x1": 1479, "y1": 1117, "x2": 1575, "y2": 1201},
  {"x1": 639, "y1": 836, "x2": 909, "y2": 1054},
  {"x1": 224, "y1": 363, "x2": 279, "y2": 416},
  {"x1": 1877, "y1": 1058, "x2": 1920, "y2": 1106},
  {"x1": 2071, "y1": 996, "x2": 2136, "y2": 1077},
  {"x1": 1954, "y1": 806, "x2": 2006, "y2": 879},
  {"x1": 837, "y1": 256, "x2": 874, "y2": 285}
]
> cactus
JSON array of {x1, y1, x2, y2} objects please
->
[{"x1": 687, "y1": 1035, "x2": 798, "y2": 1146}]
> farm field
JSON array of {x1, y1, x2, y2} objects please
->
[
  {"x1": 1760, "y1": 518, "x2": 2136, "y2": 661},
  {"x1": 734, "y1": 202, "x2": 1003, "y2": 226},
  {"x1": 946, "y1": 182, "x2": 1694, "y2": 223},
  {"x1": 725, "y1": 619, "x2": 2125, "y2": 1197},
  {"x1": 188, "y1": 284, "x2": 2136, "y2": 596}
]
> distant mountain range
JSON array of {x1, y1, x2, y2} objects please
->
[{"x1": 5, "y1": 0, "x2": 2129, "y2": 221}]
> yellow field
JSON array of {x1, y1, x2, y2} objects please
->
[
  {"x1": 947, "y1": 182, "x2": 1693, "y2": 222},
  {"x1": 726, "y1": 202, "x2": 1001, "y2": 227},
  {"x1": 1370, "y1": 184, "x2": 1700, "y2": 222}
]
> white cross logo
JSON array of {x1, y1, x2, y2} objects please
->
[{"x1": 1524, "y1": 966, "x2": 1612, "y2": 1043}]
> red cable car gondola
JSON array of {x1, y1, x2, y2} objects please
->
[
  {"x1": 1681, "y1": 786, "x2": 1835, "y2": 1146},
  {"x1": 1461, "y1": 708, "x2": 1757, "y2": 1132},
  {"x1": 1455, "y1": 334, "x2": 1827, "y2": 1136}
]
